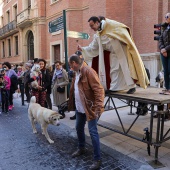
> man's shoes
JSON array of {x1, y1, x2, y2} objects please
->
[
  {"x1": 127, "y1": 88, "x2": 136, "y2": 94},
  {"x1": 105, "y1": 90, "x2": 116, "y2": 95},
  {"x1": 89, "y1": 160, "x2": 102, "y2": 170},
  {"x1": 71, "y1": 148, "x2": 86, "y2": 158},
  {"x1": 70, "y1": 114, "x2": 76, "y2": 120}
]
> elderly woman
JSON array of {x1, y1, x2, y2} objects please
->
[{"x1": 52, "y1": 61, "x2": 69, "y2": 107}]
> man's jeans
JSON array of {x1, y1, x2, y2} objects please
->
[
  {"x1": 161, "y1": 54, "x2": 170, "y2": 90},
  {"x1": 75, "y1": 110, "x2": 101, "y2": 160}
]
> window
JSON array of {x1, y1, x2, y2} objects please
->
[
  {"x1": 2, "y1": 42, "x2": 5, "y2": 58},
  {"x1": 7, "y1": 11, "x2": 10, "y2": 23},
  {"x1": 15, "y1": 36, "x2": 18, "y2": 55},
  {"x1": 13, "y1": 5, "x2": 17, "y2": 21},
  {"x1": 8, "y1": 39, "x2": 11, "y2": 56}
]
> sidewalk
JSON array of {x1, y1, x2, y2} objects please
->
[
  {"x1": 13, "y1": 92, "x2": 170, "y2": 170},
  {"x1": 52, "y1": 97, "x2": 170, "y2": 170},
  {"x1": 0, "y1": 94, "x2": 145, "y2": 170}
]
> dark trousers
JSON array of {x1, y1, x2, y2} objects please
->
[
  {"x1": 25, "y1": 84, "x2": 31, "y2": 102},
  {"x1": 9, "y1": 89, "x2": 14, "y2": 105},
  {"x1": 1, "y1": 89, "x2": 9, "y2": 112},
  {"x1": 161, "y1": 54, "x2": 170, "y2": 90},
  {"x1": 45, "y1": 93, "x2": 52, "y2": 109},
  {"x1": 75, "y1": 110, "x2": 101, "y2": 160}
]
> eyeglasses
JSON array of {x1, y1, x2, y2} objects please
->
[{"x1": 165, "y1": 16, "x2": 169, "y2": 19}]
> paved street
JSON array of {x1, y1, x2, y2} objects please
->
[{"x1": 0, "y1": 96, "x2": 145, "y2": 170}]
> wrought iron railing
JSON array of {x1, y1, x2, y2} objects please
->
[{"x1": 0, "y1": 20, "x2": 17, "y2": 36}]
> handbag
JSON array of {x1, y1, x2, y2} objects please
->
[{"x1": 57, "y1": 86, "x2": 65, "y2": 93}]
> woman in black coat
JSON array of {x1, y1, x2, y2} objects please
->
[{"x1": 29, "y1": 59, "x2": 51, "y2": 107}]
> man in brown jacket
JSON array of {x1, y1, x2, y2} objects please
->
[{"x1": 68, "y1": 53, "x2": 104, "y2": 170}]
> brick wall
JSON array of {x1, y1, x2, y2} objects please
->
[
  {"x1": 1, "y1": 0, "x2": 170, "y2": 64},
  {"x1": 106, "y1": 0, "x2": 132, "y2": 27},
  {"x1": 133, "y1": 0, "x2": 159, "y2": 53}
]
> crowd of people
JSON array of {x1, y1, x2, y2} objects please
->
[{"x1": 0, "y1": 58, "x2": 69, "y2": 116}]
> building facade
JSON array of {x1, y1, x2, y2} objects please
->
[
  {"x1": 0, "y1": 0, "x2": 47, "y2": 64},
  {"x1": 0, "y1": 0, "x2": 169, "y2": 85}
]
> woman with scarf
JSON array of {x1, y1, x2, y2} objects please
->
[{"x1": 52, "y1": 61, "x2": 69, "y2": 107}]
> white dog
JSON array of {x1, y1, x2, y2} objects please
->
[
  {"x1": 155, "y1": 70, "x2": 164, "y2": 88},
  {"x1": 30, "y1": 64, "x2": 41, "y2": 89},
  {"x1": 28, "y1": 96, "x2": 61, "y2": 144}
]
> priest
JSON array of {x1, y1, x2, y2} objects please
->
[{"x1": 78, "y1": 16, "x2": 149, "y2": 93}]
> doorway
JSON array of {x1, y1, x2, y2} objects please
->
[
  {"x1": 27, "y1": 31, "x2": 34, "y2": 60},
  {"x1": 53, "y1": 44, "x2": 60, "y2": 62}
]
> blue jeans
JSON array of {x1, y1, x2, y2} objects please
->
[
  {"x1": 75, "y1": 110, "x2": 101, "y2": 160},
  {"x1": 161, "y1": 54, "x2": 170, "y2": 90}
]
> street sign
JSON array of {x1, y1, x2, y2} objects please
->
[
  {"x1": 49, "y1": 16, "x2": 64, "y2": 33},
  {"x1": 67, "y1": 31, "x2": 90, "y2": 39}
]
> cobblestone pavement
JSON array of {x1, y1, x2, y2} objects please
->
[{"x1": 0, "y1": 99, "x2": 144, "y2": 170}]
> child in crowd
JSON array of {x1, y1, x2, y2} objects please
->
[{"x1": 0, "y1": 69, "x2": 11, "y2": 113}]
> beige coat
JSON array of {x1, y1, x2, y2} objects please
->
[{"x1": 52, "y1": 69, "x2": 69, "y2": 106}]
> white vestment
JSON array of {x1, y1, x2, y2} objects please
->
[{"x1": 82, "y1": 34, "x2": 135, "y2": 91}]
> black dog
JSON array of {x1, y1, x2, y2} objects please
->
[
  {"x1": 136, "y1": 102, "x2": 148, "y2": 116},
  {"x1": 136, "y1": 66, "x2": 150, "y2": 116},
  {"x1": 58, "y1": 100, "x2": 69, "y2": 118},
  {"x1": 155, "y1": 71, "x2": 164, "y2": 88}
]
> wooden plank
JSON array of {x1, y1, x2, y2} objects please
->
[{"x1": 106, "y1": 87, "x2": 170, "y2": 105}]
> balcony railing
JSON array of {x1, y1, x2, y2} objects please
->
[
  {"x1": 17, "y1": 8, "x2": 31, "y2": 25},
  {"x1": 0, "y1": 20, "x2": 17, "y2": 36},
  {"x1": 9, "y1": 20, "x2": 17, "y2": 31}
]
